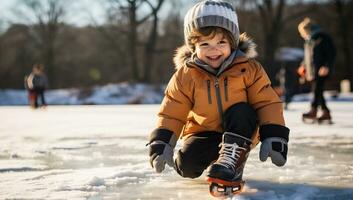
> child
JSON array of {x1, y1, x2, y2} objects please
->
[
  {"x1": 26, "y1": 64, "x2": 49, "y2": 108},
  {"x1": 297, "y1": 17, "x2": 336, "y2": 123},
  {"x1": 148, "y1": 0, "x2": 290, "y2": 192}
]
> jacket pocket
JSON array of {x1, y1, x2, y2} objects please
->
[{"x1": 207, "y1": 80, "x2": 212, "y2": 104}]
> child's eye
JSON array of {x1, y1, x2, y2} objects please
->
[
  {"x1": 200, "y1": 43, "x2": 208, "y2": 46},
  {"x1": 219, "y1": 40, "x2": 228, "y2": 44}
]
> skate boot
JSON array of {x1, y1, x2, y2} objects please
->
[
  {"x1": 302, "y1": 107, "x2": 317, "y2": 123},
  {"x1": 206, "y1": 132, "x2": 252, "y2": 197},
  {"x1": 317, "y1": 109, "x2": 332, "y2": 124}
]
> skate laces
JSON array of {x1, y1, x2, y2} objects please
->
[{"x1": 217, "y1": 142, "x2": 246, "y2": 171}]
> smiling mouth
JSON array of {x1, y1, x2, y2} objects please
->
[{"x1": 207, "y1": 55, "x2": 222, "y2": 61}]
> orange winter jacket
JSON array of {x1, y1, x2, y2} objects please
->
[{"x1": 156, "y1": 34, "x2": 285, "y2": 145}]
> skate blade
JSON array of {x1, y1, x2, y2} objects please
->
[
  {"x1": 208, "y1": 182, "x2": 244, "y2": 198},
  {"x1": 206, "y1": 177, "x2": 244, "y2": 186},
  {"x1": 302, "y1": 117, "x2": 317, "y2": 124},
  {"x1": 317, "y1": 119, "x2": 333, "y2": 125}
]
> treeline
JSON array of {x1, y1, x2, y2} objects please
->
[{"x1": 0, "y1": 0, "x2": 352, "y2": 89}]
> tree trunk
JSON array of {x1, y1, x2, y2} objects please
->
[
  {"x1": 42, "y1": 23, "x2": 57, "y2": 87},
  {"x1": 142, "y1": 13, "x2": 158, "y2": 83},
  {"x1": 257, "y1": 0, "x2": 285, "y2": 83},
  {"x1": 44, "y1": 43, "x2": 55, "y2": 87},
  {"x1": 128, "y1": 2, "x2": 139, "y2": 81}
]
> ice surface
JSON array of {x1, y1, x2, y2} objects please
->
[{"x1": 0, "y1": 102, "x2": 352, "y2": 199}]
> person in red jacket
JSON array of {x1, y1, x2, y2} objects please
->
[{"x1": 148, "y1": 0, "x2": 290, "y2": 195}]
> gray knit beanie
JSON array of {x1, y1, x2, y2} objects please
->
[{"x1": 184, "y1": 0, "x2": 239, "y2": 51}]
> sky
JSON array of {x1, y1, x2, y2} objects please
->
[
  {"x1": 0, "y1": 0, "x2": 106, "y2": 31},
  {"x1": 0, "y1": 0, "x2": 196, "y2": 32}
]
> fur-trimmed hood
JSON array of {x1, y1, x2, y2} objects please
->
[{"x1": 173, "y1": 33, "x2": 257, "y2": 70}]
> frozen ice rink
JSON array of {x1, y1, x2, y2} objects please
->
[{"x1": 0, "y1": 102, "x2": 352, "y2": 199}]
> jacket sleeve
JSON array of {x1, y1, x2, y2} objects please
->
[
  {"x1": 156, "y1": 69, "x2": 193, "y2": 138},
  {"x1": 245, "y1": 60, "x2": 289, "y2": 141},
  {"x1": 246, "y1": 61, "x2": 285, "y2": 125},
  {"x1": 27, "y1": 74, "x2": 34, "y2": 89},
  {"x1": 321, "y1": 34, "x2": 336, "y2": 70}
]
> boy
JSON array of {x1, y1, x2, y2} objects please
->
[
  {"x1": 26, "y1": 64, "x2": 48, "y2": 108},
  {"x1": 297, "y1": 17, "x2": 336, "y2": 123},
  {"x1": 148, "y1": 0, "x2": 290, "y2": 194}
]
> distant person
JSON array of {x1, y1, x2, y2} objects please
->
[
  {"x1": 297, "y1": 17, "x2": 336, "y2": 123},
  {"x1": 24, "y1": 74, "x2": 36, "y2": 108},
  {"x1": 273, "y1": 66, "x2": 295, "y2": 110},
  {"x1": 283, "y1": 63, "x2": 300, "y2": 109},
  {"x1": 147, "y1": 0, "x2": 290, "y2": 197},
  {"x1": 25, "y1": 64, "x2": 49, "y2": 108},
  {"x1": 274, "y1": 47, "x2": 303, "y2": 110}
]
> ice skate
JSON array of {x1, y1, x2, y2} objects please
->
[
  {"x1": 302, "y1": 107, "x2": 317, "y2": 124},
  {"x1": 317, "y1": 109, "x2": 332, "y2": 124},
  {"x1": 206, "y1": 132, "x2": 252, "y2": 197}
]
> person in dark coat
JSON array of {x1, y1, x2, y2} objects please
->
[{"x1": 297, "y1": 17, "x2": 336, "y2": 123}]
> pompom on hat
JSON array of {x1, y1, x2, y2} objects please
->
[{"x1": 183, "y1": 0, "x2": 239, "y2": 51}]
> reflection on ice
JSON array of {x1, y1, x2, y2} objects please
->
[
  {"x1": 0, "y1": 103, "x2": 352, "y2": 199},
  {"x1": 0, "y1": 160, "x2": 47, "y2": 172}
]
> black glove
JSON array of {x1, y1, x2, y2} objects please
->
[
  {"x1": 259, "y1": 124, "x2": 290, "y2": 167},
  {"x1": 148, "y1": 129, "x2": 177, "y2": 173}
]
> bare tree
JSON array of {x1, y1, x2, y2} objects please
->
[
  {"x1": 142, "y1": 0, "x2": 165, "y2": 83},
  {"x1": 18, "y1": 0, "x2": 68, "y2": 87},
  {"x1": 104, "y1": 0, "x2": 166, "y2": 82},
  {"x1": 256, "y1": 0, "x2": 285, "y2": 79}
]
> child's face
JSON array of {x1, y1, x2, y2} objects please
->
[{"x1": 195, "y1": 32, "x2": 231, "y2": 69}]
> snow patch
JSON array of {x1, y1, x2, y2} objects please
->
[{"x1": 0, "y1": 83, "x2": 164, "y2": 105}]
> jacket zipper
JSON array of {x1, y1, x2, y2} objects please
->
[
  {"x1": 206, "y1": 80, "x2": 212, "y2": 104},
  {"x1": 214, "y1": 78, "x2": 225, "y2": 130},
  {"x1": 224, "y1": 77, "x2": 228, "y2": 102}
]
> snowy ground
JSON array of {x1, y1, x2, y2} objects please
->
[{"x1": 0, "y1": 102, "x2": 353, "y2": 200}]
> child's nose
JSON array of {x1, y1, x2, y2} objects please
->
[{"x1": 208, "y1": 45, "x2": 220, "y2": 51}]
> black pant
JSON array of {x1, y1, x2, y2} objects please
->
[
  {"x1": 312, "y1": 76, "x2": 328, "y2": 111},
  {"x1": 175, "y1": 102, "x2": 258, "y2": 178},
  {"x1": 34, "y1": 88, "x2": 46, "y2": 107}
]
